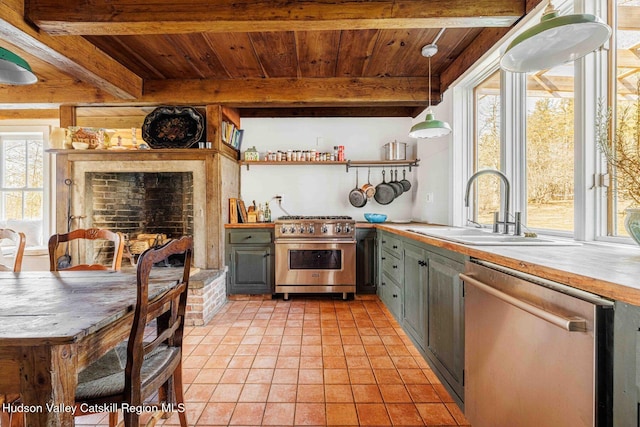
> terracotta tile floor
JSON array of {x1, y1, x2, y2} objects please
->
[{"x1": 76, "y1": 296, "x2": 470, "y2": 426}]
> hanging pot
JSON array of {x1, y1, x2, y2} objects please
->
[
  {"x1": 389, "y1": 168, "x2": 404, "y2": 197},
  {"x1": 400, "y1": 168, "x2": 412, "y2": 192},
  {"x1": 349, "y1": 169, "x2": 367, "y2": 208},
  {"x1": 361, "y1": 168, "x2": 376, "y2": 199},
  {"x1": 374, "y1": 169, "x2": 395, "y2": 205}
]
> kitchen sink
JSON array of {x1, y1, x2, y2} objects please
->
[{"x1": 407, "y1": 227, "x2": 580, "y2": 246}]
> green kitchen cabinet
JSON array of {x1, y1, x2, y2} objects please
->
[
  {"x1": 226, "y1": 228, "x2": 274, "y2": 294},
  {"x1": 377, "y1": 230, "x2": 404, "y2": 321},
  {"x1": 376, "y1": 230, "x2": 466, "y2": 406},
  {"x1": 403, "y1": 241, "x2": 428, "y2": 350},
  {"x1": 424, "y1": 249, "x2": 465, "y2": 402},
  {"x1": 356, "y1": 227, "x2": 377, "y2": 294},
  {"x1": 613, "y1": 301, "x2": 640, "y2": 426}
]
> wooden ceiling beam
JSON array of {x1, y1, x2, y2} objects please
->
[
  {"x1": 141, "y1": 77, "x2": 436, "y2": 107},
  {"x1": 618, "y1": 5, "x2": 640, "y2": 31},
  {"x1": 0, "y1": 2, "x2": 142, "y2": 99},
  {"x1": 27, "y1": 0, "x2": 524, "y2": 35},
  {"x1": 0, "y1": 77, "x2": 437, "y2": 107}
]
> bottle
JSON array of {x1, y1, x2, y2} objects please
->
[
  {"x1": 264, "y1": 202, "x2": 271, "y2": 222},
  {"x1": 257, "y1": 203, "x2": 265, "y2": 222}
]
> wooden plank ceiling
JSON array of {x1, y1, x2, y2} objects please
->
[{"x1": 0, "y1": 0, "x2": 544, "y2": 118}]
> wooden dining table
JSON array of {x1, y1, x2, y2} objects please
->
[{"x1": 0, "y1": 269, "x2": 182, "y2": 426}]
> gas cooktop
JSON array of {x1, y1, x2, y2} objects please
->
[{"x1": 277, "y1": 216, "x2": 353, "y2": 221}]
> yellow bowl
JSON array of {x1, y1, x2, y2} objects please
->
[{"x1": 72, "y1": 142, "x2": 89, "y2": 150}]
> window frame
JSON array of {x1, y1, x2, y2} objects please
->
[{"x1": 0, "y1": 125, "x2": 52, "y2": 245}]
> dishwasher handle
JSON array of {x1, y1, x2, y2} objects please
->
[{"x1": 460, "y1": 273, "x2": 587, "y2": 332}]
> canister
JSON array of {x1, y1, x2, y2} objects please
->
[{"x1": 383, "y1": 141, "x2": 407, "y2": 160}]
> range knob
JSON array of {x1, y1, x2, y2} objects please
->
[
  {"x1": 335, "y1": 224, "x2": 342, "y2": 233},
  {"x1": 308, "y1": 225, "x2": 315, "y2": 234},
  {"x1": 344, "y1": 224, "x2": 352, "y2": 233},
  {"x1": 321, "y1": 225, "x2": 328, "y2": 233},
  {"x1": 281, "y1": 226, "x2": 287, "y2": 234},
  {"x1": 289, "y1": 226, "x2": 296, "y2": 234}
]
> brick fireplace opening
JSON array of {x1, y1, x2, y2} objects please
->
[{"x1": 87, "y1": 172, "x2": 194, "y2": 264}]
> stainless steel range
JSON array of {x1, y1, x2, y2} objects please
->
[{"x1": 275, "y1": 216, "x2": 356, "y2": 300}]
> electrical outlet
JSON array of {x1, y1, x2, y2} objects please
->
[{"x1": 426, "y1": 193, "x2": 434, "y2": 203}]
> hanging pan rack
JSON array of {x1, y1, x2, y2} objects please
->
[{"x1": 345, "y1": 159, "x2": 419, "y2": 172}]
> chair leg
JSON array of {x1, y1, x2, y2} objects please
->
[
  {"x1": 123, "y1": 411, "x2": 139, "y2": 427},
  {"x1": 9, "y1": 412, "x2": 24, "y2": 427},
  {"x1": 108, "y1": 411, "x2": 119, "y2": 427},
  {"x1": 173, "y1": 363, "x2": 188, "y2": 427}
]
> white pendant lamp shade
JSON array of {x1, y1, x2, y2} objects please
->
[
  {"x1": 500, "y1": 4, "x2": 611, "y2": 73},
  {"x1": 0, "y1": 47, "x2": 37, "y2": 85},
  {"x1": 410, "y1": 31, "x2": 452, "y2": 139}
]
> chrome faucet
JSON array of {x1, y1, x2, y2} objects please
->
[{"x1": 464, "y1": 169, "x2": 520, "y2": 235}]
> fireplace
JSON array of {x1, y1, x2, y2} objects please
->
[{"x1": 69, "y1": 157, "x2": 210, "y2": 268}]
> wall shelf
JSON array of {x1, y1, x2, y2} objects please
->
[
  {"x1": 345, "y1": 159, "x2": 419, "y2": 172},
  {"x1": 239, "y1": 160, "x2": 347, "y2": 170},
  {"x1": 239, "y1": 159, "x2": 419, "y2": 171}
]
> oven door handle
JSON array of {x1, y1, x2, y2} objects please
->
[{"x1": 275, "y1": 239, "x2": 356, "y2": 245}]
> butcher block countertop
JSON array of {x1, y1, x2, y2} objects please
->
[
  {"x1": 224, "y1": 221, "x2": 640, "y2": 306},
  {"x1": 377, "y1": 223, "x2": 640, "y2": 307}
]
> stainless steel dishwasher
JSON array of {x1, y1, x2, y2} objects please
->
[{"x1": 460, "y1": 260, "x2": 613, "y2": 427}]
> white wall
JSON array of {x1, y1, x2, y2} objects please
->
[
  {"x1": 240, "y1": 117, "x2": 422, "y2": 222},
  {"x1": 410, "y1": 90, "x2": 454, "y2": 225}
]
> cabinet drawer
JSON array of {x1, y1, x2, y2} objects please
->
[
  {"x1": 229, "y1": 230, "x2": 272, "y2": 244},
  {"x1": 380, "y1": 234, "x2": 403, "y2": 258},
  {"x1": 380, "y1": 275, "x2": 403, "y2": 321},
  {"x1": 381, "y1": 251, "x2": 403, "y2": 285}
]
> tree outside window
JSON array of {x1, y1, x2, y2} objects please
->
[{"x1": 1, "y1": 133, "x2": 44, "y2": 220}]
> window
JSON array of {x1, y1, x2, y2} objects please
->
[
  {"x1": 473, "y1": 71, "x2": 502, "y2": 225},
  {"x1": 463, "y1": 0, "x2": 589, "y2": 237},
  {"x1": 609, "y1": 0, "x2": 640, "y2": 237},
  {"x1": 525, "y1": 65, "x2": 575, "y2": 232},
  {"x1": 0, "y1": 131, "x2": 44, "y2": 220}
]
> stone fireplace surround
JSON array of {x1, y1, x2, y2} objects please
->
[
  {"x1": 52, "y1": 150, "x2": 240, "y2": 325},
  {"x1": 72, "y1": 159, "x2": 206, "y2": 267}
]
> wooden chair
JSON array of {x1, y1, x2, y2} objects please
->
[
  {"x1": 0, "y1": 229, "x2": 26, "y2": 426},
  {"x1": 48, "y1": 228, "x2": 125, "y2": 271},
  {"x1": 74, "y1": 236, "x2": 193, "y2": 427},
  {"x1": 0, "y1": 228, "x2": 26, "y2": 272}
]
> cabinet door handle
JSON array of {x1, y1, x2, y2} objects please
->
[
  {"x1": 392, "y1": 265, "x2": 398, "y2": 269},
  {"x1": 392, "y1": 294, "x2": 398, "y2": 298},
  {"x1": 382, "y1": 240, "x2": 387, "y2": 243},
  {"x1": 244, "y1": 235, "x2": 252, "y2": 240},
  {"x1": 392, "y1": 245, "x2": 398, "y2": 249},
  {"x1": 381, "y1": 257, "x2": 386, "y2": 260},
  {"x1": 381, "y1": 282, "x2": 386, "y2": 286}
]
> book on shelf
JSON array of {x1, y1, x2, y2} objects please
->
[
  {"x1": 222, "y1": 120, "x2": 243, "y2": 150},
  {"x1": 229, "y1": 198, "x2": 238, "y2": 224},
  {"x1": 237, "y1": 199, "x2": 248, "y2": 223}
]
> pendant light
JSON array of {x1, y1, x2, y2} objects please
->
[
  {"x1": 500, "y1": 2, "x2": 611, "y2": 73},
  {"x1": 0, "y1": 47, "x2": 37, "y2": 85},
  {"x1": 409, "y1": 29, "x2": 451, "y2": 139}
]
